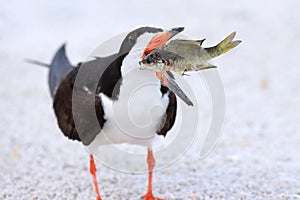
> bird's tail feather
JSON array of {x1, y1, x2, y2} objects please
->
[
  {"x1": 25, "y1": 58, "x2": 49, "y2": 67},
  {"x1": 26, "y1": 43, "x2": 73, "y2": 97}
]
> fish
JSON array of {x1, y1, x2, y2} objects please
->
[{"x1": 139, "y1": 32, "x2": 241, "y2": 75}]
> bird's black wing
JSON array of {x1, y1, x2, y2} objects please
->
[
  {"x1": 157, "y1": 86, "x2": 177, "y2": 137},
  {"x1": 53, "y1": 53, "x2": 125, "y2": 145}
]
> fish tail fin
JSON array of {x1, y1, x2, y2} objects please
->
[{"x1": 205, "y1": 32, "x2": 241, "y2": 58}]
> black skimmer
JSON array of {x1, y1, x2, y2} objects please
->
[{"x1": 30, "y1": 26, "x2": 188, "y2": 200}]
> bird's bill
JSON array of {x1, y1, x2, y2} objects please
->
[
  {"x1": 157, "y1": 71, "x2": 194, "y2": 106},
  {"x1": 141, "y1": 27, "x2": 184, "y2": 58},
  {"x1": 140, "y1": 27, "x2": 193, "y2": 106}
]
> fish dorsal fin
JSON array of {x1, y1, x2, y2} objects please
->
[
  {"x1": 195, "y1": 38, "x2": 206, "y2": 46},
  {"x1": 166, "y1": 39, "x2": 206, "y2": 47},
  {"x1": 170, "y1": 39, "x2": 206, "y2": 46}
]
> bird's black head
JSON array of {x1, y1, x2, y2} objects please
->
[{"x1": 118, "y1": 26, "x2": 163, "y2": 56}]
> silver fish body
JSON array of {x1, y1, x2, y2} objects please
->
[{"x1": 140, "y1": 32, "x2": 241, "y2": 75}]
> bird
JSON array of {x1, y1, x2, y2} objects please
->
[{"x1": 29, "y1": 26, "x2": 186, "y2": 200}]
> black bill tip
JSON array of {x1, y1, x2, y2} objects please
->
[
  {"x1": 171, "y1": 27, "x2": 185, "y2": 33},
  {"x1": 167, "y1": 27, "x2": 185, "y2": 41},
  {"x1": 165, "y1": 70, "x2": 194, "y2": 106}
]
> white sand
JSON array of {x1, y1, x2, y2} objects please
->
[{"x1": 1, "y1": 0, "x2": 300, "y2": 199}]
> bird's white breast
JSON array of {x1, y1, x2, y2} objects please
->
[{"x1": 89, "y1": 49, "x2": 169, "y2": 150}]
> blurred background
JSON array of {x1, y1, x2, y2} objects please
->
[{"x1": 1, "y1": 0, "x2": 300, "y2": 199}]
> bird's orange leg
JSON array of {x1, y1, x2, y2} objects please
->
[
  {"x1": 90, "y1": 154, "x2": 102, "y2": 200},
  {"x1": 141, "y1": 149, "x2": 163, "y2": 200}
]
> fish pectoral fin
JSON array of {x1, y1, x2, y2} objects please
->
[{"x1": 181, "y1": 69, "x2": 190, "y2": 76}]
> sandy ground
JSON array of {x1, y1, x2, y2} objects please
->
[{"x1": 1, "y1": 0, "x2": 300, "y2": 199}]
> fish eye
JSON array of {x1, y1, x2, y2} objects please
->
[{"x1": 146, "y1": 58, "x2": 151, "y2": 64}]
